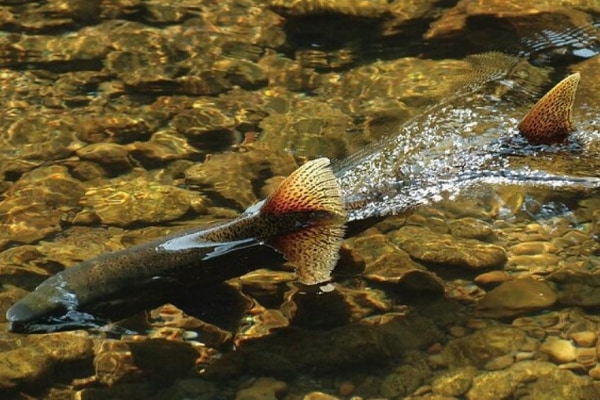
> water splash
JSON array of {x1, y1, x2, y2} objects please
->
[{"x1": 334, "y1": 58, "x2": 600, "y2": 221}]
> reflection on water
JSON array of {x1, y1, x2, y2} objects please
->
[{"x1": 1, "y1": 1, "x2": 600, "y2": 399}]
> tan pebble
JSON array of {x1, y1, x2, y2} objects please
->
[
  {"x1": 561, "y1": 230, "x2": 589, "y2": 245},
  {"x1": 510, "y1": 241, "x2": 557, "y2": 255},
  {"x1": 515, "y1": 351, "x2": 535, "y2": 361},
  {"x1": 338, "y1": 381, "x2": 355, "y2": 397},
  {"x1": 303, "y1": 392, "x2": 340, "y2": 400},
  {"x1": 484, "y1": 354, "x2": 514, "y2": 371},
  {"x1": 236, "y1": 377, "x2": 288, "y2": 400},
  {"x1": 428, "y1": 354, "x2": 446, "y2": 368},
  {"x1": 589, "y1": 364, "x2": 600, "y2": 379},
  {"x1": 512, "y1": 316, "x2": 536, "y2": 327},
  {"x1": 576, "y1": 347, "x2": 598, "y2": 368},
  {"x1": 558, "y1": 362, "x2": 586, "y2": 371},
  {"x1": 540, "y1": 339, "x2": 577, "y2": 363},
  {"x1": 428, "y1": 342, "x2": 443, "y2": 354},
  {"x1": 519, "y1": 337, "x2": 540, "y2": 353},
  {"x1": 570, "y1": 331, "x2": 597, "y2": 347},
  {"x1": 413, "y1": 385, "x2": 432, "y2": 396},
  {"x1": 474, "y1": 270, "x2": 510, "y2": 284},
  {"x1": 466, "y1": 319, "x2": 489, "y2": 329},
  {"x1": 448, "y1": 325, "x2": 469, "y2": 337}
]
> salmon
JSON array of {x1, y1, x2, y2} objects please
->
[{"x1": 7, "y1": 158, "x2": 346, "y2": 331}]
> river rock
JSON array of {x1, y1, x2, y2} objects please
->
[
  {"x1": 389, "y1": 226, "x2": 507, "y2": 269},
  {"x1": 380, "y1": 364, "x2": 427, "y2": 398},
  {"x1": 570, "y1": 331, "x2": 597, "y2": 347},
  {"x1": 77, "y1": 174, "x2": 202, "y2": 226},
  {"x1": 466, "y1": 360, "x2": 598, "y2": 400},
  {"x1": 448, "y1": 217, "x2": 495, "y2": 240},
  {"x1": 303, "y1": 392, "x2": 340, "y2": 400},
  {"x1": 440, "y1": 326, "x2": 532, "y2": 368},
  {"x1": 540, "y1": 338, "x2": 577, "y2": 363},
  {"x1": 476, "y1": 278, "x2": 557, "y2": 318},
  {"x1": 235, "y1": 377, "x2": 288, "y2": 400},
  {"x1": 0, "y1": 165, "x2": 86, "y2": 244},
  {"x1": 431, "y1": 366, "x2": 478, "y2": 397},
  {"x1": 0, "y1": 331, "x2": 93, "y2": 390}
]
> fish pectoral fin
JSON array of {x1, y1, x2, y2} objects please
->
[
  {"x1": 517, "y1": 72, "x2": 580, "y2": 144},
  {"x1": 271, "y1": 224, "x2": 345, "y2": 286}
]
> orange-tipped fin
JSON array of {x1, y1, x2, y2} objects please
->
[
  {"x1": 518, "y1": 72, "x2": 580, "y2": 144},
  {"x1": 262, "y1": 158, "x2": 346, "y2": 218},
  {"x1": 262, "y1": 158, "x2": 347, "y2": 286}
]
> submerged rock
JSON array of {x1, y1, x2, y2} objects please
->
[
  {"x1": 77, "y1": 174, "x2": 203, "y2": 226},
  {"x1": 235, "y1": 377, "x2": 288, "y2": 400},
  {"x1": 440, "y1": 326, "x2": 534, "y2": 368},
  {"x1": 466, "y1": 360, "x2": 599, "y2": 400},
  {"x1": 431, "y1": 366, "x2": 478, "y2": 397},
  {"x1": 0, "y1": 331, "x2": 93, "y2": 390},
  {"x1": 0, "y1": 165, "x2": 86, "y2": 244},
  {"x1": 476, "y1": 278, "x2": 557, "y2": 318},
  {"x1": 390, "y1": 226, "x2": 507, "y2": 269}
]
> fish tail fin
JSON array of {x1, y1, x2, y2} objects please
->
[
  {"x1": 261, "y1": 158, "x2": 347, "y2": 286},
  {"x1": 518, "y1": 72, "x2": 580, "y2": 144}
]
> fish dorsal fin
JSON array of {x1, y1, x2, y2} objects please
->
[
  {"x1": 518, "y1": 72, "x2": 580, "y2": 144},
  {"x1": 261, "y1": 158, "x2": 346, "y2": 218},
  {"x1": 262, "y1": 158, "x2": 347, "y2": 286}
]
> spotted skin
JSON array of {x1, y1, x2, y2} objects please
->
[{"x1": 518, "y1": 73, "x2": 580, "y2": 144}]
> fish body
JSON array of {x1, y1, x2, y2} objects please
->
[{"x1": 7, "y1": 158, "x2": 346, "y2": 331}]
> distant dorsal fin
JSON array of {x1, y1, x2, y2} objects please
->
[
  {"x1": 262, "y1": 158, "x2": 347, "y2": 286},
  {"x1": 518, "y1": 72, "x2": 580, "y2": 144}
]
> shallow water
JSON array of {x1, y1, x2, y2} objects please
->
[{"x1": 1, "y1": 1, "x2": 600, "y2": 399}]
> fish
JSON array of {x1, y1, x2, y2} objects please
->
[
  {"x1": 8, "y1": 56, "x2": 600, "y2": 333},
  {"x1": 6, "y1": 158, "x2": 347, "y2": 332}
]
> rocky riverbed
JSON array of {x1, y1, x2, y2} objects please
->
[{"x1": 1, "y1": 0, "x2": 600, "y2": 399}]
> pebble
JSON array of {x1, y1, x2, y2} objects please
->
[
  {"x1": 476, "y1": 278, "x2": 557, "y2": 318},
  {"x1": 515, "y1": 351, "x2": 536, "y2": 361},
  {"x1": 540, "y1": 339, "x2": 577, "y2": 364},
  {"x1": 576, "y1": 348, "x2": 597, "y2": 368},
  {"x1": 428, "y1": 342, "x2": 443, "y2": 354},
  {"x1": 510, "y1": 241, "x2": 557, "y2": 255},
  {"x1": 570, "y1": 331, "x2": 597, "y2": 347},
  {"x1": 235, "y1": 377, "x2": 288, "y2": 400},
  {"x1": 448, "y1": 325, "x2": 469, "y2": 337},
  {"x1": 431, "y1": 366, "x2": 478, "y2": 397},
  {"x1": 303, "y1": 392, "x2": 340, "y2": 400},
  {"x1": 474, "y1": 270, "x2": 511, "y2": 285},
  {"x1": 484, "y1": 354, "x2": 514, "y2": 371},
  {"x1": 589, "y1": 364, "x2": 600, "y2": 380},
  {"x1": 338, "y1": 380, "x2": 355, "y2": 396}
]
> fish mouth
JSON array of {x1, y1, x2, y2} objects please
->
[{"x1": 8, "y1": 308, "x2": 108, "y2": 334}]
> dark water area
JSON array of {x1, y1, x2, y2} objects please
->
[{"x1": 1, "y1": 1, "x2": 600, "y2": 399}]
